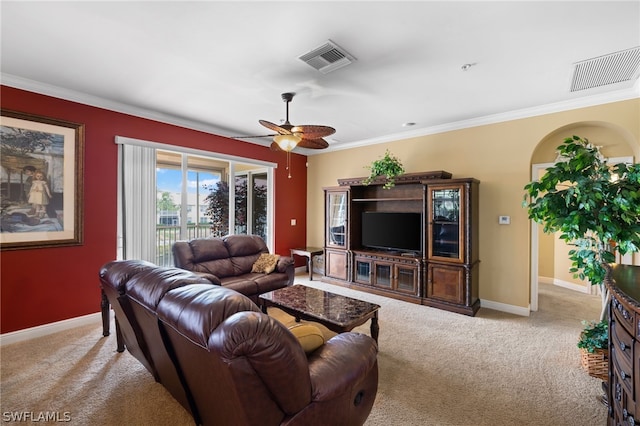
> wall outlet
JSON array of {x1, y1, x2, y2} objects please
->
[{"x1": 499, "y1": 215, "x2": 510, "y2": 225}]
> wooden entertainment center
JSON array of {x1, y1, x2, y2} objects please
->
[{"x1": 322, "y1": 171, "x2": 480, "y2": 316}]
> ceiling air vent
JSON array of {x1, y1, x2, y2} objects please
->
[
  {"x1": 571, "y1": 46, "x2": 640, "y2": 92},
  {"x1": 299, "y1": 40, "x2": 356, "y2": 74}
]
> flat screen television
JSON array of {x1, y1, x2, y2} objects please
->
[{"x1": 361, "y1": 211, "x2": 422, "y2": 253}]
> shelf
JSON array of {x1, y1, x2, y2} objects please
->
[{"x1": 352, "y1": 197, "x2": 422, "y2": 202}]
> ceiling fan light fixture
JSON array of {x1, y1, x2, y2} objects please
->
[{"x1": 274, "y1": 133, "x2": 302, "y2": 152}]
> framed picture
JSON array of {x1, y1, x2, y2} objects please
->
[{"x1": 0, "y1": 109, "x2": 84, "y2": 250}]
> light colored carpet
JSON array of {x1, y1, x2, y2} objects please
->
[{"x1": 0, "y1": 275, "x2": 606, "y2": 425}]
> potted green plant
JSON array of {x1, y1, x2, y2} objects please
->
[
  {"x1": 577, "y1": 319, "x2": 608, "y2": 354},
  {"x1": 523, "y1": 135, "x2": 640, "y2": 378},
  {"x1": 523, "y1": 135, "x2": 640, "y2": 319},
  {"x1": 577, "y1": 319, "x2": 609, "y2": 380},
  {"x1": 363, "y1": 150, "x2": 405, "y2": 189}
]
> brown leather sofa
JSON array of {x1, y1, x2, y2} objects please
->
[
  {"x1": 99, "y1": 260, "x2": 216, "y2": 421},
  {"x1": 172, "y1": 234, "x2": 295, "y2": 303},
  {"x1": 99, "y1": 260, "x2": 379, "y2": 426}
]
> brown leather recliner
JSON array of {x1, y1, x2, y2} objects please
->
[
  {"x1": 157, "y1": 283, "x2": 379, "y2": 426},
  {"x1": 99, "y1": 259, "x2": 159, "y2": 376},
  {"x1": 124, "y1": 269, "x2": 216, "y2": 423},
  {"x1": 99, "y1": 261, "x2": 216, "y2": 423},
  {"x1": 172, "y1": 234, "x2": 295, "y2": 304}
]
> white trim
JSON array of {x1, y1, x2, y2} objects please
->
[
  {"x1": 552, "y1": 278, "x2": 591, "y2": 294},
  {"x1": 0, "y1": 312, "x2": 103, "y2": 346},
  {"x1": 114, "y1": 136, "x2": 277, "y2": 169},
  {"x1": 538, "y1": 276, "x2": 554, "y2": 285},
  {"x1": 2, "y1": 73, "x2": 251, "y2": 146},
  {"x1": 530, "y1": 162, "x2": 555, "y2": 313},
  {"x1": 480, "y1": 299, "x2": 530, "y2": 317},
  {"x1": 3, "y1": 72, "x2": 637, "y2": 155},
  {"x1": 267, "y1": 170, "x2": 276, "y2": 251}
]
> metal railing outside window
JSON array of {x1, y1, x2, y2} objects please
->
[{"x1": 156, "y1": 224, "x2": 212, "y2": 266}]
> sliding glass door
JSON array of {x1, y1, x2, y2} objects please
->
[
  {"x1": 234, "y1": 171, "x2": 268, "y2": 240},
  {"x1": 116, "y1": 136, "x2": 275, "y2": 267},
  {"x1": 155, "y1": 151, "x2": 272, "y2": 266}
]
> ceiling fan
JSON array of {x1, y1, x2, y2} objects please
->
[
  {"x1": 240, "y1": 92, "x2": 335, "y2": 178},
  {"x1": 259, "y1": 92, "x2": 335, "y2": 150}
]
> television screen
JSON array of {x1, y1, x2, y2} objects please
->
[{"x1": 361, "y1": 212, "x2": 422, "y2": 253}]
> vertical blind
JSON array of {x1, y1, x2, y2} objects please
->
[{"x1": 119, "y1": 143, "x2": 157, "y2": 262}]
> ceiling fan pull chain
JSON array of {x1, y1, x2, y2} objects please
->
[{"x1": 287, "y1": 150, "x2": 292, "y2": 179}]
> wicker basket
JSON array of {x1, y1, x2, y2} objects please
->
[{"x1": 580, "y1": 348, "x2": 608, "y2": 381}]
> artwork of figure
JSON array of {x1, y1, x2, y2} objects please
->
[
  {"x1": 28, "y1": 170, "x2": 52, "y2": 218},
  {"x1": 22, "y1": 165, "x2": 36, "y2": 211}
]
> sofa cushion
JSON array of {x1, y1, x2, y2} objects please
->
[
  {"x1": 190, "y1": 238, "x2": 229, "y2": 262},
  {"x1": 126, "y1": 267, "x2": 213, "y2": 310},
  {"x1": 219, "y1": 277, "x2": 259, "y2": 296},
  {"x1": 288, "y1": 323, "x2": 325, "y2": 353},
  {"x1": 157, "y1": 284, "x2": 260, "y2": 348},
  {"x1": 100, "y1": 259, "x2": 157, "y2": 294},
  {"x1": 224, "y1": 234, "x2": 269, "y2": 257},
  {"x1": 251, "y1": 253, "x2": 280, "y2": 274}
]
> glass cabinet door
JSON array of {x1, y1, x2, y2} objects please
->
[
  {"x1": 326, "y1": 190, "x2": 348, "y2": 249},
  {"x1": 428, "y1": 185, "x2": 463, "y2": 262},
  {"x1": 373, "y1": 263, "x2": 393, "y2": 289},
  {"x1": 354, "y1": 257, "x2": 372, "y2": 284},
  {"x1": 396, "y1": 265, "x2": 417, "y2": 293}
]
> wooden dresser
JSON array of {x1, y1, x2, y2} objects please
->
[{"x1": 606, "y1": 264, "x2": 640, "y2": 425}]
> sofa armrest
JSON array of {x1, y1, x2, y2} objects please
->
[
  {"x1": 276, "y1": 256, "x2": 294, "y2": 272},
  {"x1": 212, "y1": 311, "x2": 313, "y2": 413},
  {"x1": 276, "y1": 256, "x2": 295, "y2": 286},
  {"x1": 307, "y1": 333, "x2": 378, "y2": 401}
]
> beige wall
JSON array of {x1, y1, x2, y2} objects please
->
[
  {"x1": 538, "y1": 229, "x2": 554, "y2": 279},
  {"x1": 306, "y1": 98, "x2": 639, "y2": 311}
]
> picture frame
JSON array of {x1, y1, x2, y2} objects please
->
[{"x1": 0, "y1": 109, "x2": 84, "y2": 250}]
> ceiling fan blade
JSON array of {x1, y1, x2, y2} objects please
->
[
  {"x1": 259, "y1": 120, "x2": 291, "y2": 135},
  {"x1": 298, "y1": 138, "x2": 330, "y2": 149},
  {"x1": 233, "y1": 133, "x2": 277, "y2": 139},
  {"x1": 292, "y1": 124, "x2": 336, "y2": 139}
]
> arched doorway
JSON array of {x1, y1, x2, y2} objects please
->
[{"x1": 529, "y1": 122, "x2": 638, "y2": 312}]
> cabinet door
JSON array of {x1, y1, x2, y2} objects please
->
[
  {"x1": 326, "y1": 189, "x2": 348, "y2": 249},
  {"x1": 395, "y1": 264, "x2": 419, "y2": 295},
  {"x1": 427, "y1": 263, "x2": 465, "y2": 305},
  {"x1": 354, "y1": 256, "x2": 372, "y2": 284},
  {"x1": 373, "y1": 262, "x2": 393, "y2": 290},
  {"x1": 428, "y1": 184, "x2": 464, "y2": 263},
  {"x1": 325, "y1": 249, "x2": 349, "y2": 281}
]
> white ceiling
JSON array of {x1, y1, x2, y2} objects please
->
[{"x1": 2, "y1": 1, "x2": 639, "y2": 154}]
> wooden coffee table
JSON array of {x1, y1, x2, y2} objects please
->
[{"x1": 259, "y1": 284, "x2": 380, "y2": 343}]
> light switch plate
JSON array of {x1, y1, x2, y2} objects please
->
[{"x1": 499, "y1": 215, "x2": 510, "y2": 225}]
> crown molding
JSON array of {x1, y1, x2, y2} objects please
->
[
  {"x1": 0, "y1": 73, "x2": 251, "y2": 143},
  {"x1": 3, "y1": 72, "x2": 638, "y2": 156},
  {"x1": 324, "y1": 84, "x2": 640, "y2": 153}
]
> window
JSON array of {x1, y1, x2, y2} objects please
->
[{"x1": 116, "y1": 137, "x2": 275, "y2": 266}]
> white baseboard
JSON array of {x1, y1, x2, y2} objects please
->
[
  {"x1": 0, "y1": 312, "x2": 104, "y2": 347},
  {"x1": 480, "y1": 299, "x2": 531, "y2": 317},
  {"x1": 539, "y1": 276, "x2": 554, "y2": 285},
  {"x1": 542, "y1": 276, "x2": 591, "y2": 294}
]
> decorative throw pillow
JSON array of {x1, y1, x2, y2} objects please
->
[
  {"x1": 251, "y1": 253, "x2": 280, "y2": 274},
  {"x1": 288, "y1": 323, "x2": 326, "y2": 354}
]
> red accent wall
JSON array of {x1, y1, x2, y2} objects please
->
[{"x1": 0, "y1": 85, "x2": 308, "y2": 333}]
